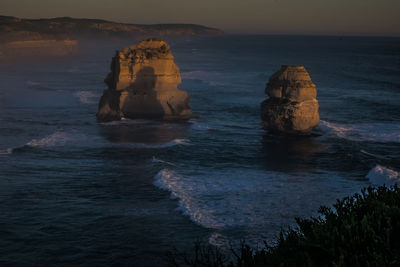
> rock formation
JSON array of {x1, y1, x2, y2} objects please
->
[
  {"x1": 261, "y1": 65, "x2": 319, "y2": 135},
  {"x1": 97, "y1": 38, "x2": 192, "y2": 122}
]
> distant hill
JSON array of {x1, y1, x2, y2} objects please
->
[{"x1": 0, "y1": 15, "x2": 224, "y2": 43}]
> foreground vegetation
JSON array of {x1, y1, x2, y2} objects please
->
[{"x1": 169, "y1": 185, "x2": 400, "y2": 267}]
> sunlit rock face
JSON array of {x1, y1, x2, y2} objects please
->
[
  {"x1": 261, "y1": 65, "x2": 319, "y2": 135},
  {"x1": 97, "y1": 38, "x2": 192, "y2": 122}
]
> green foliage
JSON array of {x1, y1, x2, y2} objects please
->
[{"x1": 170, "y1": 185, "x2": 400, "y2": 267}]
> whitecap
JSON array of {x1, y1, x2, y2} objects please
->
[
  {"x1": 190, "y1": 121, "x2": 214, "y2": 131},
  {"x1": 26, "y1": 131, "x2": 73, "y2": 147},
  {"x1": 100, "y1": 118, "x2": 154, "y2": 126},
  {"x1": 23, "y1": 130, "x2": 102, "y2": 149},
  {"x1": 151, "y1": 156, "x2": 176, "y2": 166},
  {"x1": 319, "y1": 120, "x2": 400, "y2": 143},
  {"x1": 74, "y1": 91, "x2": 100, "y2": 104},
  {"x1": 366, "y1": 165, "x2": 400, "y2": 186},
  {"x1": 360, "y1": 150, "x2": 389, "y2": 160},
  {"x1": 126, "y1": 139, "x2": 190, "y2": 149},
  {"x1": 190, "y1": 120, "x2": 263, "y2": 135},
  {"x1": 0, "y1": 148, "x2": 13, "y2": 155},
  {"x1": 153, "y1": 168, "x2": 362, "y2": 230}
]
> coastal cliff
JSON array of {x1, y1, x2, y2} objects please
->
[
  {"x1": 261, "y1": 65, "x2": 320, "y2": 135},
  {"x1": 0, "y1": 15, "x2": 223, "y2": 43},
  {"x1": 97, "y1": 38, "x2": 192, "y2": 122}
]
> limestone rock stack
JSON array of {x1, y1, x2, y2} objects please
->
[
  {"x1": 261, "y1": 65, "x2": 319, "y2": 135},
  {"x1": 97, "y1": 38, "x2": 192, "y2": 122}
]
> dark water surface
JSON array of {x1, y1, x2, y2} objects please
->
[{"x1": 1, "y1": 35, "x2": 399, "y2": 266}]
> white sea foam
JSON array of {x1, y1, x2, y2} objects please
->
[
  {"x1": 0, "y1": 148, "x2": 13, "y2": 155},
  {"x1": 100, "y1": 118, "x2": 154, "y2": 126},
  {"x1": 319, "y1": 120, "x2": 400, "y2": 143},
  {"x1": 190, "y1": 121, "x2": 215, "y2": 131},
  {"x1": 24, "y1": 130, "x2": 103, "y2": 149},
  {"x1": 0, "y1": 132, "x2": 77, "y2": 154},
  {"x1": 367, "y1": 165, "x2": 400, "y2": 186},
  {"x1": 126, "y1": 139, "x2": 190, "y2": 149},
  {"x1": 154, "y1": 168, "x2": 362, "y2": 230},
  {"x1": 151, "y1": 156, "x2": 176, "y2": 166},
  {"x1": 26, "y1": 131, "x2": 73, "y2": 147},
  {"x1": 190, "y1": 120, "x2": 264, "y2": 135},
  {"x1": 360, "y1": 150, "x2": 389, "y2": 160},
  {"x1": 74, "y1": 91, "x2": 100, "y2": 104}
]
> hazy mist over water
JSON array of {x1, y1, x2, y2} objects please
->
[{"x1": 0, "y1": 35, "x2": 400, "y2": 266}]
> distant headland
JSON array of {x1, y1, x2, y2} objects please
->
[{"x1": 0, "y1": 15, "x2": 224, "y2": 44}]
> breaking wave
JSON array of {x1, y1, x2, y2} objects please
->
[
  {"x1": 366, "y1": 165, "x2": 400, "y2": 186},
  {"x1": 26, "y1": 131, "x2": 73, "y2": 147},
  {"x1": 190, "y1": 120, "x2": 264, "y2": 136},
  {"x1": 319, "y1": 120, "x2": 400, "y2": 143},
  {"x1": 151, "y1": 156, "x2": 176, "y2": 166},
  {"x1": 0, "y1": 148, "x2": 13, "y2": 155},
  {"x1": 126, "y1": 139, "x2": 190, "y2": 149},
  {"x1": 74, "y1": 91, "x2": 100, "y2": 104},
  {"x1": 153, "y1": 168, "x2": 361, "y2": 230}
]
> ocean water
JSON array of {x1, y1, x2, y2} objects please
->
[{"x1": 0, "y1": 35, "x2": 399, "y2": 266}]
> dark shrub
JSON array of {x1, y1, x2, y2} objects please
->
[{"x1": 170, "y1": 185, "x2": 400, "y2": 267}]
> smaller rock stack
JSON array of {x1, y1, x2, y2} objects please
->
[{"x1": 261, "y1": 65, "x2": 319, "y2": 135}]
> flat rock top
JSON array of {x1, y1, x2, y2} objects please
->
[
  {"x1": 119, "y1": 38, "x2": 172, "y2": 60},
  {"x1": 269, "y1": 65, "x2": 312, "y2": 82}
]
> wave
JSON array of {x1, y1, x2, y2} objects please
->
[
  {"x1": 2, "y1": 130, "x2": 104, "y2": 154},
  {"x1": 0, "y1": 130, "x2": 188, "y2": 155},
  {"x1": 153, "y1": 168, "x2": 362, "y2": 230},
  {"x1": 190, "y1": 120, "x2": 264, "y2": 136},
  {"x1": 366, "y1": 165, "x2": 400, "y2": 186},
  {"x1": 0, "y1": 131, "x2": 73, "y2": 155},
  {"x1": 181, "y1": 70, "x2": 225, "y2": 86},
  {"x1": 0, "y1": 148, "x2": 13, "y2": 155},
  {"x1": 26, "y1": 80, "x2": 53, "y2": 91},
  {"x1": 190, "y1": 121, "x2": 216, "y2": 131},
  {"x1": 126, "y1": 139, "x2": 190, "y2": 149},
  {"x1": 74, "y1": 91, "x2": 100, "y2": 104},
  {"x1": 100, "y1": 118, "x2": 157, "y2": 126},
  {"x1": 26, "y1": 131, "x2": 73, "y2": 147},
  {"x1": 360, "y1": 150, "x2": 391, "y2": 160},
  {"x1": 319, "y1": 120, "x2": 400, "y2": 143},
  {"x1": 151, "y1": 156, "x2": 176, "y2": 166}
]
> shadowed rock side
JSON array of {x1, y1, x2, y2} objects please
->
[
  {"x1": 97, "y1": 38, "x2": 192, "y2": 122},
  {"x1": 261, "y1": 65, "x2": 319, "y2": 135}
]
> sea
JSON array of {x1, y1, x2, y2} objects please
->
[{"x1": 0, "y1": 35, "x2": 399, "y2": 266}]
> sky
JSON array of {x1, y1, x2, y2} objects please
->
[{"x1": 1, "y1": 0, "x2": 399, "y2": 36}]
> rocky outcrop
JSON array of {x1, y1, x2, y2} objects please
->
[
  {"x1": 97, "y1": 38, "x2": 192, "y2": 122},
  {"x1": 261, "y1": 65, "x2": 319, "y2": 135}
]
